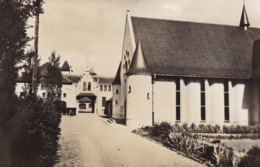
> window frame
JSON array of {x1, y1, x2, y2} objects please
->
[
  {"x1": 102, "y1": 97, "x2": 106, "y2": 107},
  {"x1": 201, "y1": 80, "x2": 206, "y2": 121},
  {"x1": 176, "y1": 78, "x2": 181, "y2": 121},
  {"x1": 224, "y1": 81, "x2": 230, "y2": 122}
]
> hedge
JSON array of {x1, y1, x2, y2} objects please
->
[{"x1": 8, "y1": 96, "x2": 61, "y2": 167}]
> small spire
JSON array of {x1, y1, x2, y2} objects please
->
[
  {"x1": 126, "y1": 40, "x2": 151, "y2": 76},
  {"x1": 239, "y1": 2, "x2": 250, "y2": 30},
  {"x1": 61, "y1": 61, "x2": 70, "y2": 71}
]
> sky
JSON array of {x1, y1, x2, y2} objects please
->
[{"x1": 29, "y1": 0, "x2": 260, "y2": 76}]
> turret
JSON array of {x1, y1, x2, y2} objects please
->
[
  {"x1": 61, "y1": 60, "x2": 71, "y2": 75},
  {"x1": 239, "y1": 2, "x2": 250, "y2": 30},
  {"x1": 126, "y1": 40, "x2": 152, "y2": 127}
]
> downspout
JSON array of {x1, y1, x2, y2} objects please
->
[{"x1": 152, "y1": 74, "x2": 156, "y2": 126}]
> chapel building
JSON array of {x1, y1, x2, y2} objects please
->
[{"x1": 112, "y1": 6, "x2": 260, "y2": 127}]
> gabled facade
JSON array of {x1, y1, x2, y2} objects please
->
[
  {"x1": 112, "y1": 7, "x2": 260, "y2": 127},
  {"x1": 15, "y1": 61, "x2": 114, "y2": 115}
]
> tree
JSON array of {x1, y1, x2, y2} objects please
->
[
  {"x1": 46, "y1": 51, "x2": 62, "y2": 102},
  {"x1": 0, "y1": 0, "x2": 44, "y2": 126}
]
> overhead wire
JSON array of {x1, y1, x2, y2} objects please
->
[
  {"x1": 46, "y1": 7, "x2": 56, "y2": 49},
  {"x1": 40, "y1": 14, "x2": 51, "y2": 51},
  {"x1": 42, "y1": 14, "x2": 53, "y2": 49}
]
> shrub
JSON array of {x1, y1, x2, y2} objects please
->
[
  {"x1": 165, "y1": 133, "x2": 203, "y2": 158},
  {"x1": 151, "y1": 122, "x2": 173, "y2": 140},
  {"x1": 198, "y1": 124, "x2": 206, "y2": 133},
  {"x1": 190, "y1": 123, "x2": 197, "y2": 132},
  {"x1": 172, "y1": 123, "x2": 182, "y2": 132},
  {"x1": 206, "y1": 124, "x2": 215, "y2": 133},
  {"x1": 214, "y1": 124, "x2": 221, "y2": 133},
  {"x1": 223, "y1": 125, "x2": 260, "y2": 134},
  {"x1": 223, "y1": 125, "x2": 229, "y2": 133},
  {"x1": 238, "y1": 146, "x2": 260, "y2": 167},
  {"x1": 182, "y1": 122, "x2": 189, "y2": 132},
  {"x1": 9, "y1": 96, "x2": 61, "y2": 167},
  {"x1": 213, "y1": 146, "x2": 234, "y2": 166}
]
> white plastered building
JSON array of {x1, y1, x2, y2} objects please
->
[{"x1": 112, "y1": 6, "x2": 260, "y2": 127}]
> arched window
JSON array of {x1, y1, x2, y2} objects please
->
[
  {"x1": 147, "y1": 93, "x2": 150, "y2": 99},
  {"x1": 115, "y1": 100, "x2": 118, "y2": 105},
  {"x1": 128, "y1": 85, "x2": 131, "y2": 93},
  {"x1": 116, "y1": 89, "x2": 119, "y2": 94}
]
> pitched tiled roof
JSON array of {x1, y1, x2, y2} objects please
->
[
  {"x1": 61, "y1": 61, "x2": 70, "y2": 71},
  {"x1": 62, "y1": 75, "x2": 72, "y2": 84},
  {"x1": 39, "y1": 62, "x2": 49, "y2": 77},
  {"x1": 252, "y1": 40, "x2": 260, "y2": 78},
  {"x1": 131, "y1": 16, "x2": 260, "y2": 79},
  {"x1": 127, "y1": 40, "x2": 151, "y2": 76},
  {"x1": 66, "y1": 75, "x2": 81, "y2": 83},
  {"x1": 99, "y1": 77, "x2": 114, "y2": 84},
  {"x1": 112, "y1": 62, "x2": 121, "y2": 85}
]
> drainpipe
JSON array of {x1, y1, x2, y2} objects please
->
[{"x1": 152, "y1": 74, "x2": 156, "y2": 126}]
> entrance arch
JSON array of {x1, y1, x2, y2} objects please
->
[{"x1": 76, "y1": 93, "x2": 97, "y2": 113}]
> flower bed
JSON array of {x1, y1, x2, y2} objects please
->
[{"x1": 133, "y1": 122, "x2": 260, "y2": 167}]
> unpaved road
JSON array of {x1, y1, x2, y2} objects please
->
[{"x1": 55, "y1": 114, "x2": 205, "y2": 167}]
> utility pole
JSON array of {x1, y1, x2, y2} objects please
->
[{"x1": 32, "y1": 0, "x2": 40, "y2": 94}]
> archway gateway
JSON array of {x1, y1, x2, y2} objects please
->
[{"x1": 76, "y1": 93, "x2": 96, "y2": 113}]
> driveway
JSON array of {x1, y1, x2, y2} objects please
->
[{"x1": 55, "y1": 114, "x2": 205, "y2": 167}]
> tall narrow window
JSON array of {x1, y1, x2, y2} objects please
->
[
  {"x1": 102, "y1": 97, "x2": 106, "y2": 107},
  {"x1": 201, "y1": 80, "x2": 206, "y2": 121},
  {"x1": 83, "y1": 82, "x2": 86, "y2": 91},
  {"x1": 116, "y1": 89, "x2": 119, "y2": 94},
  {"x1": 104, "y1": 85, "x2": 107, "y2": 91},
  {"x1": 108, "y1": 85, "x2": 111, "y2": 91},
  {"x1": 100, "y1": 85, "x2": 103, "y2": 91},
  {"x1": 125, "y1": 61, "x2": 128, "y2": 71},
  {"x1": 128, "y1": 85, "x2": 131, "y2": 93},
  {"x1": 176, "y1": 78, "x2": 181, "y2": 121},
  {"x1": 63, "y1": 93, "x2": 66, "y2": 98},
  {"x1": 224, "y1": 81, "x2": 229, "y2": 121},
  {"x1": 88, "y1": 82, "x2": 91, "y2": 91}
]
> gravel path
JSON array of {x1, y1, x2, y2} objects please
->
[{"x1": 55, "y1": 114, "x2": 205, "y2": 167}]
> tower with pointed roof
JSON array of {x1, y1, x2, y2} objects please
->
[
  {"x1": 61, "y1": 60, "x2": 71, "y2": 75},
  {"x1": 240, "y1": 2, "x2": 250, "y2": 30},
  {"x1": 112, "y1": 7, "x2": 260, "y2": 128},
  {"x1": 126, "y1": 40, "x2": 153, "y2": 127}
]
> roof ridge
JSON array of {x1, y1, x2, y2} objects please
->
[{"x1": 131, "y1": 16, "x2": 260, "y2": 29}]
